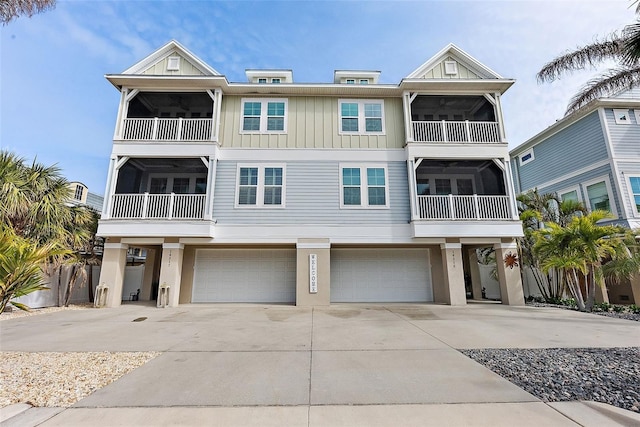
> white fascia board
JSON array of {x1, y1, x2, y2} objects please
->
[
  {"x1": 412, "y1": 221, "x2": 524, "y2": 238},
  {"x1": 406, "y1": 144, "x2": 509, "y2": 161},
  {"x1": 399, "y1": 79, "x2": 515, "y2": 94},
  {"x1": 406, "y1": 43, "x2": 505, "y2": 80},
  {"x1": 212, "y1": 224, "x2": 415, "y2": 244},
  {"x1": 97, "y1": 220, "x2": 215, "y2": 238},
  {"x1": 217, "y1": 148, "x2": 406, "y2": 162},
  {"x1": 110, "y1": 143, "x2": 220, "y2": 158},
  {"x1": 105, "y1": 74, "x2": 228, "y2": 91},
  {"x1": 122, "y1": 40, "x2": 220, "y2": 76}
]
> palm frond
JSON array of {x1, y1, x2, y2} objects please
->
[
  {"x1": 621, "y1": 20, "x2": 640, "y2": 65},
  {"x1": 537, "y1": 38, "x2": 625, "y2": 83},
  {"x1": 565, "y1": 66, "x2": 640, "y2": 114}
]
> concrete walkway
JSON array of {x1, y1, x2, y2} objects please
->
[{"x1": 1, "y1": 303, "x2": 639, "y2": 426}]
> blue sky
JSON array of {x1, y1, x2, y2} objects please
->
[{"x1": 1, "y1": 0, "x2": 636, "y2": 194}]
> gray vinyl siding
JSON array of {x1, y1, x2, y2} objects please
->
[
  {"x1": 536, "y1": 163, "x2": 622, "y2": 218},
  {"x1": 212, "y1": 160, "x2": 410, "y2": 224},
  {"x1": 604, "y1": 108, "x2": 640, "y2": 158},
  {"x1": 617, "y1": 161, "x2": 640, "y2": 220},
  {"x1": 218, "y1": 96, "x2": 405, "y2": 149},
  {"x1": 515, "y1": 111, "x2": 607, "y2": 191},
  {"x1": 612, "y1": 88, "x2": 640, "y2": 99}
]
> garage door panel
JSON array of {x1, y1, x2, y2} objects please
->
[
  {"x1": 331, "y1": 249, "x2": 432, "y2": 303},
  {"x1": 193, "y1": 249, "x2": 296, "y2": 303}
]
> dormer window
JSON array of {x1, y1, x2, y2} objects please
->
[
  {"x1": 271, "y1": 78, "x2": 281, "y2": 84},
  {"x1": 346, "y1": 79, "x2": 355, "y2": 84},
  {"x1": 359, "y1": 79, "x2": 369, "y2": 85},
  {"x1": 258, "y1": 78, "x2": 267, "y2": 84}
]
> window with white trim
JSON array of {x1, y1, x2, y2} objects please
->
[
  {"x1": 613, "y1": 109, "x2": 631, "y2": 125},
  {"x1": 581, "y1": 177, "x2": 617, "y2": 217},
  {"x1": 236, "y1": 165, "x2": 285, "y2": 207},
  {"x1": 634, "y1": 110, "x2": 640, "y2": 125},
  {"x1": 74, "y1": 185, "x2": 84, "y2": 201},
  {"x1": 558, "y1": 186, "x2": 581, "y2": 203},
  {"x1": 519, "y1": 148, "x2": 535, "y2": 166},
  {"x1": 340, "y1": 165, "x2": 389, "y2": 208},
  {"x1": 241, "y1": 98, "x2": 288, "y2": 133},
  {"x1": 339, "y1": 99, "x2": 385, "y2": 134},
  {"x1": 345, "y1": 79, "x2": 355, "y2": 84},
  {"x1": 628, "y1": 176, "x2": 640, "y2": 214}
]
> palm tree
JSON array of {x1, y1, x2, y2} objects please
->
[
  {"x1": 537, "y1": 3, "x2": 640, "y2": 114},
  {"x1": 533, "y1": 211, "x2": 628, "y2": 311}
]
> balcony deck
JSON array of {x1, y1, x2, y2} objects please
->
[
  {"x1": 411, "y1": 120, "x2": 501, "y2": 143},
  {"x1": 416, "y1": 195, "x2": 511, "y2": 220},
  {"x1": 108, "y1": 193, "x2": 206, "y2": 219},
  {"x1": 121, "y1": 118, "x2": 213, "y2": 141}
]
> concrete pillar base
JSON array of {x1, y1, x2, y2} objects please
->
[
  {"x1": 494, "y1": 241, "x2": 524, "y2": 306},
  {"x1": 157, "y1": 243, "x2": 184, "y2": 308},
  {"x1": 296, "y1": 239, "x2": 330, "y2": 306},
  {"x1": 437, "y1": 243, "x2": 467, "y2": 306},
  {"x1": 96, "y1": 243, "x2": 129, "y2": 308}
]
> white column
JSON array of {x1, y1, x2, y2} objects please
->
[
  {"x1": 493, "y1": 241, "x2": 524, "y2": 306},
  {"x1": 97, "y1": 242, "x2": 129, "y2": 308},
  {"x1": 158, "y1": 243, "x2": 185, "y2": 307},
  {"x1": 439, "y1": 243, "x2": 467, "y2": 305}
]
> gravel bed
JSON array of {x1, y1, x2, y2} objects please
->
[
  {"x1": 527, "y1": 302, "x2": 640, "y2": 322},
  {"x1": 461, "y1": 347, "x2": 640, "y2": 412},
  {"x1": 0, "y1": 304, "x2": 92, "y2": 321},
  {"x1": 0, "y1": 351, "x2": 159, "y2": 407}
]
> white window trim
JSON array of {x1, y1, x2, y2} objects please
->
[
  {"x1": 557, "y1": 185, "x2": 583, "y2": 203},
  {"x1": 338, "y1": 99, "x2": 386, "y2": 135},
  {"x1": 519, "y1": 148, "x2": 535, "y2": 166},
  {"x1": 444, "y1": 60, "x2": 458, "y2": 75},
  {"x1": 234, "y1": 164, "x2": 286, "y2": 208},
  {"x1": 240, "y1": 98, "x2": 288, "y2": 134},
  {"x1": 147, "y1": 173, "x2": 207, "y2": 194},
  {"x1": 581, "y1": 176, "x2": 618, "y2": 218},
  {"x1": 626, "y1": 175, "x2": 640, "y2": 216},
  {"x1": 634, "y1": 109, "x2": 640, "y2": 125},
  {"x1": 167, "y1": 56, "x2": 180, "y2": 71},
  {"x1": 613, "y1": 109, "x2": 631, "y2": 125},
  {"x1": 339, "y1": 164, "x2": 390, "y2": 209}
]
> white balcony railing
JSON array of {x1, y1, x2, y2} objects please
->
[
  {"x1": 121, "y1": 118, "x2": 213, "y2": 141},
  {"x1": 411, "y1": 120, "x2": 501, "y2": 143},
  {"x1": 109, "y1": 193, "x2": 206, "y2": 219},
  {"x1": 416, "y1": 195, "x2": 511, "y2": 220}
]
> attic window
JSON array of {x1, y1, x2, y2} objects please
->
[
  {"x1": 167, "y1": 56, "x2": 180, "y2": 71},
  {"x1": 346, "y1": 79, "x2": 355, "y2": 84},
  {"x1": 359, "y1": 79, "x2": 369, "y2": 85},
  {"x1": 258, "y1": 78, "x2": 267, "y2": 84},
  {"x1": 614, "y1": 109, "x2": 630, "y2": 124},
  {"x1": 444, "y1": 61, "x2": 458, "y2": 75},
  {"x1": 271, "y1": 78, "x2": 281, "y2": 84},
  {"x1": 519, "y1": 148, "x2": 535, "y2": 166}
]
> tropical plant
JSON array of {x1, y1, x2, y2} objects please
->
[
  {"x1": 533, "y1": 211, "x2": 628, "y2": 312},
  {"x1": 0, "y1": 150, "x2": 98, "y2": 309},
  {"x1": 516, "y1": 190, "x2": 588, "y2": 303},
  {"x1": 537, "y1": 2, "x2": 640, "y2": 114},
  {"x1": 1, "y1": 0, "x2": 56, "y2": 25},
  {"x1": 0, "y1": 227, "x2": 67, "y2": 312}
]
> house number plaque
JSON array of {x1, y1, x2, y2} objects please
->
[{"x1": 309, "y1": 254, "x2": 318, "y2": 293}]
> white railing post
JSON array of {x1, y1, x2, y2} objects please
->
[
  {"x1": 465, "y1": 120, "x2": 471, "y2": 142},
  {"x1": 168, "y1": 193, "x2": 175, "y2": 220},
  {"x1": 473, "y1": 194, "x2": 480, "y2": 220},
  {"x1": 177, "y1": 117, "x2": 183, "y2": 141},
  {"x1": 448, "y1": 194, "x2": 455, "y2": 219},
  {"x1": 142, "y1": 193, "x2": 149, "y2": 219},
  {"x1": 152, "y1": 118, "x2": 159, "y2": 140},
  {"x1": 442, "y1": 120, "x2": 448, "y2": 143}
]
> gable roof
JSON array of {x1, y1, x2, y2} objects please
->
[
  {"x1": 407, "y1": 43, "x2": 503, "y2": 80},
  {"x1": 122, "y1": 40, "x2": 220, "y2": 76}
]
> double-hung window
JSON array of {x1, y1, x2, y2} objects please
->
[
  {"x1": 581, "y1": 177, "x2": 617, "y2": 218},
  {"x1": 339, "y1": 99, "x2": 385, "y2": 135},
  {"x1": 236, "y1": 165, "x2": 285, "y2": 207},
  {"x1": 340, "y1": 165, "x2": 389, "y2": 208},
  {"x1": 241, "y1": 98, "x2": 287, "y2": 133}
]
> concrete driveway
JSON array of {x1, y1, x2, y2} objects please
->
[{"x1": 1, "y1": 303, "x2": 639, "y2": 426}]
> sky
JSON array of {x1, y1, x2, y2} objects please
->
[{"x1": 1, "y1": 0, "x2": 637, "y2": 195}]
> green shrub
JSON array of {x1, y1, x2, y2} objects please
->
[
  {"x1": 612, "y1": 304, "x2": 625, "y2": 313},
  {"x1": 629, "y1": 304, "x2": 640, "y2": 314}
]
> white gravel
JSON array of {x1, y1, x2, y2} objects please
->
[{"x1": 0, "y1": 351, "x2": 159, "y2": 407}]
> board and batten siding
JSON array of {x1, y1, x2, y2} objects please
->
[
  {"x1": 212, "y1": 160, "x2": 410, "y2": 225},
  {"x1": 218, "y1": 96, "x2": 405, "y2": 149},
  {"x1": 604, "y1": 108, "x2": 640, "y2": 158},
  {"x1": 516, "y1": 111, "x2": 608, "y2": 192},
  {"x1": 141, "y1": 53, "x2": 206, "y2": 76},
  {"x1": 418, "y1": 56, "x2": 481, "y2": 80}
]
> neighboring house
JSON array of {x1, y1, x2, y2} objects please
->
[
  {"x1": 68, "y1": 181, "x2": 105, "y2": 212},
  {"x1": 510, "y1": 89, "x2": 640, "y2": 304},
  {"x1": 96, "y1": 40, "x2": 524, "y2": 308}
]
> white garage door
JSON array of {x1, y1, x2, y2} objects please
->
[
  {"x1": 192, "y1": 249, "x2": 296, "y2": 303},
  {"x1": 331, "y1": 248, "x2": 432, "y2": 302}
]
